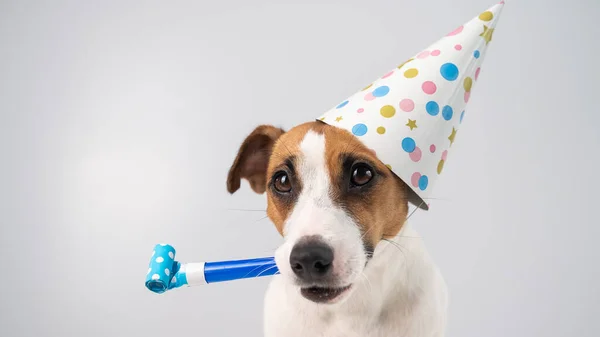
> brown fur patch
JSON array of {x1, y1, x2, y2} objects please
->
[{"x1": 317, "y1": 122, "x2": 409, "y2": 248}]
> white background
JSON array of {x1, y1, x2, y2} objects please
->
[{"x1": 1, "y1": 0, "x2": 599, "y2": 336}]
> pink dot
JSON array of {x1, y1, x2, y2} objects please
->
[
  {"x1": 464, "y1": 91, "x2": 471, "y2": 103},
  {"x1": 382, "y1": 71, "x2": 394, "y2": 79},
  {"x1": 422, "y1": 81, "x2": 437, "y2": 95},
  {"x1": 447, "y1": 25, "x2": 464, "y2": 36},
  {"x1": 454, "y1": 44, "x2": 462, "y2": 51},
  {"x1": 417, "y1": 51, "x2": 430, "y2": 59},
  {"x1": 441, "y1": 150, "x2": 448, "y2": 161},
  {"x1": 409, "y1": 147, "x2": 422, "y2": 162},
  {"x1": 357, "y1": 108, "x2": 364, "y2": 113},
  {"x1": 364, "y1": 93, "x2": 376, "y2": 101},
  {"x1": 430, "y1": 144, "x2": 436, "y2": 153},
  {"x1": 475, "y1": 67, "x2": 481, "y2": 80},
  {"x1": 431, "y1": 50, "x2": 441, "y2": 56},
  {"x1": 411, "y1": 172, "x2": 422, "y2": 187},
  {"x1": 399, "y1": 99, "x2": 415, "y2": 112}
]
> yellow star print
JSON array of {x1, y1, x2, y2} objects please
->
[
  {"x1": 335, "y1": 116, "x2": 343, "y2": 122},
  {"x1": 480, "y1": 25, "x2": 494, "y2": 44},
  {"x1": 406, "y1": 119, "x2": 417, "y2": 130},
  {"x1": 448, "y1": 127, "x2": 457, "y2": 146}
]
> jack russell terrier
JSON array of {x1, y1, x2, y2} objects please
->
[{"x1": 227, "y1": 121, "x2": 448, "y2": 337}]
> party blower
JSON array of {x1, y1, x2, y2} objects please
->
[{"x1": 145, "y1": 244, "x2": 279, "y2": 293}]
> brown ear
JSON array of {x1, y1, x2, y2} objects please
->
[{"x1": 227, "y1": 125, "x2": 285, "y2": 194}]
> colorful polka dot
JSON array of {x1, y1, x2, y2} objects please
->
[
  {"x1": 440, "y1": 63, "x2": 459, "y2": 81},
  {"x1": 336, "y1": 100, "x2": 349, "y2": 109},
  {"x1": 454, "y1": 44, "x2": 462, "y2": 51},
  {"x1": 364, "y1": 92, "x2": 376, "y2": 101},
  {"x1": 372, "y1": 86, "x2": 390, "y2": 97},
  {"x1": 426, "y1": 101, "x2": 439, "y2": 116},
  {"x1": 402, "y1": 137, "x2": 416, "y2": 153},
  {"x1": 479, "y1": 11, "x2": 494, "y2": 21},
  {"x1": 352, "y1": 123, "x2": 368, "y2": 136},
  {"x1": 411, "y1": 172, "x2": 421, "y2": 187},
  {"x1": 464, "y1": 91, "x2": 471, "y2": 103},
  {"x1": 417, "y1": 51, "x2": 430, "y2": 59},
  {"x1": 430, "y1": 144, "x2": 436, "y2": 153},
  {"x1": 447, "y1": 25, "x2": 463, "y2": 36},
  {"x1": 474, "y1": 50, "x2": 480, "y2": 58},
  {"x1": 380, "y1": 105, "x2": 396, "y2": 118},
  {"x1": 418, "y1": 175, "x2": 429, "y2": 190},
  {"x1": 382, "y1": 71, "x2": 394, "y2": 79},
  {"x1": 357, "y1": 108, "x2": 364, "y2": 113},
  {"x1": 377, "y1": 126, "x2": 386, "y2": 134},
  {"x1": 437, "y1": 160, "x2": 445, "y2": 174},
  {"x1": 431, "y1": 50, "x2": 441, "y2": 56},
  {"x1": 442, "y1": 105, "x2": 453, "y2": 121},
  {"x1": 475, "y1": 67, "x2": 481, "y2": 80},
  {"x1": 460, "y1": 110, "x2": 465, "y2": 123},
  {"x1": 362, "y1": 83, "x2": 373, "y2": 91},
  {"x1": 404, "y1": 68, "x2": 419, "y2": 78},
  {"x1": 409, "y1": 146, "x2": 422, "y2": 162},
  {"x1": 463, "y1": 77, "x2": 473, "y2": 92},
  {"x1": 422, "y1": 81, "x2": 437, "y2": 94},
  {"x1": 399, "y1": 99, "x2": 415, "y2": 112},
  {"x1": 442, "y1": 150, "x2": 448, "y2": 161}
]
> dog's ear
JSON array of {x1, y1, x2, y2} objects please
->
[{"x1": 227, "y1": 125, "x2": 285, "y2": 195}]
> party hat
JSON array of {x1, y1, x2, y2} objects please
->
[{"x1": 317, "y1": 2, "x2": 505, "y2": 210}]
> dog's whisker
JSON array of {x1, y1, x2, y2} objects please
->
[
  {"x1": 227, "y1": 208, "x2": 267, "y2": 212},
  {"x1": 256, "y1": 264, "x2": 279, "y2": 277}
]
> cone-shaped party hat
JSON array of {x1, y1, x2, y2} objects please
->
[{"x1": 317, "y1": 2, "x2": 505, "y2": 210}]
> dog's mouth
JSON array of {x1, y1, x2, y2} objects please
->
[{"x1": 300, "y1": 285, "x2": 352, "y2": 303}]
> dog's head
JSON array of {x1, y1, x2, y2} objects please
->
[{"x1": 227, "y1": 121, "x2": 410, "y2": 304}]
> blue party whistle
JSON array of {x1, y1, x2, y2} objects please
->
[{"x1": 145, "y1": 244, "x2": 280, "y2": 294}]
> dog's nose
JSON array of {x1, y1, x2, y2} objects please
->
[{"x1": 289, "y1": 238, "x2": 334, "y2": 281}]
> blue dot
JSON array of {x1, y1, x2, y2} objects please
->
[
  {"x1": 336, "y1": 100, "x2": 349, "y2": 109},
  {"x1": 372, "y1": 86, "x2": 390, "y2": 97},
  {"x1": 460, "y1": 110, "x2": 465, "y2": 123},
  {"x1": 352, "y1": 123, "x2": 368, "y2": 136},
  {"x1": 440, "y1": 63, "x2": 459, "y2": 81},
  {"x1": 401, "y1": 137, "x2": 416, "y2": 153},
  {"x1": 418, "y1": 175, "x2": 429, "y2": 190},
  {"x1": 442, "y1": 105, "x2": 453, "y2": 121},
  {"x1": 473, "y1": 50, "x2": 480, "y2": 59},
  {"x1": 426, "y1": 101, "x2": 439, "y2": 116}
]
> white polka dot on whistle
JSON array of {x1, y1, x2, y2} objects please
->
[
  {"x1": 165, "y1": 268, "x2": 170, "y2": 276},
  {"x1": 168, "y1": 252, "x2": 174, "y2": 259},
  {"x1": 151, "y1": 274, "x2": 160, "y2": 280},
  {"x1": 171, "y1": 276, "x2": 177, "y2": 284},
  {"x1": 159, "y1": 243, "x2": 167, "y2": 246},
  {"x1": 155, "y1": 257, "x2": 164, "y2": 263}
]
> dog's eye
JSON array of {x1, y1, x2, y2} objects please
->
[
  {"x1": 351, "y1": 164, "x2": 374, "y2": 187},
  {"x1": 273, "y1": 172, "x2": 292, "y2": 193}
]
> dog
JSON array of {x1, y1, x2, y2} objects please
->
[{"x1": 227, "y1": 121, "x2": 448, "y2": 337}]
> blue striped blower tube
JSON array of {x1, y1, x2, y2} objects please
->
[{"x1": 145, "y1": 244, "x2": 280, "y2": 294}]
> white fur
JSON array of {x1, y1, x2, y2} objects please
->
[{"x1": 265, "y1": 130, "x2": 448, "y2": 337}]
